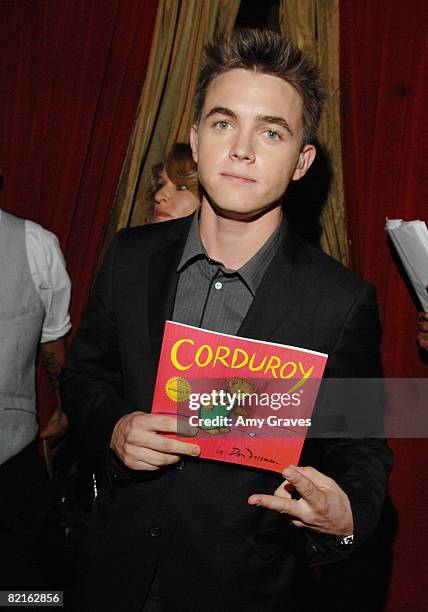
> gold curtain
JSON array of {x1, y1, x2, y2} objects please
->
[
  {"x1": 280, "y1": 0, "x2": 348, "y2": 265},
  {"x1": 103, "y1": 0, "x2": 240, "y2": 249}
]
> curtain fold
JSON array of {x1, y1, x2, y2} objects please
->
[
  {"x1": 103, "y1": 0, "x2": 240, "y2": 246},
  {"x1": 279, "y1": 0, "x2": 347, "y2": 264},
  {"x1": 0, "y1": 0, "x2": 158, "y2": 426}
]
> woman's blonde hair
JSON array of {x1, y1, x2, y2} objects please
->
[{"x1": 147, "y1": 143, "x2": 199, "y2": 204}]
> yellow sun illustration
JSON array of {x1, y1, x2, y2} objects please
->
[{"x1": 165, "y1": 377, "x2": 192, "y2": 402}]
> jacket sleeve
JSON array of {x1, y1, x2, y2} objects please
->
[
  {"x1": 60, "y1": 231, "x2": 134, "y2": 476},
  {"x1": 302, "y1": 282, "x2": 393, "y2": 566}
]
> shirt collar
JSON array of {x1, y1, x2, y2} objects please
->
[
  {"x1": 238, "y1": 218, "x2": 283, "y2": 294},
  {"x1": 177, "y1": 211, "x2": 284, "y2": 296}
]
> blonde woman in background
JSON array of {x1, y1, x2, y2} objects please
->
[{"x1": 148, "y1": 143, "x2": 200, "y2": 223}]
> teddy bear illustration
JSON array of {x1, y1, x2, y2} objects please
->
[{"x1": 198, "y1": 378, "x2": 257, "y2": 435}]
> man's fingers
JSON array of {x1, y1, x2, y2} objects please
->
[
  {"x1": 123, "y1": 445, "x2": 181, "y2": 470},
  {"x1": 289, "y1": 465, "x2": 335, "y2": 488},
  {"x1": 125, "y1": 413, "x2": 200, "y2": 456},
  {"x1": 290, "y1": 519, "x2": 307, "y2": 529},
  {"x1": 39, "y1": 409, "x2": 69, "y2": 439},
  {"x1": 282, "y1": 466, "x2": 319, "y2": 501},
  {"x1": 274, "y1": 480, "x2": 293, "y2": 499},
  {"x1": 145, "y1": 431, "x2": 200, "y2": 457},
  {"x1": 248, "y1": 494, "x2": 305, "y2": 519},
  {"x1": 111, "y1": 412, "x2": 200, "y2": 472},
  {"x1": 135, "y1": 413, "x2": 198, "y2": 438},
  {"x1": 124, "y1": 459, "x2": 168, "y2": 472},
  {"x1": 251, "y1": 465, "x2": 353, "y2": 534},
  {"x1": 137, "y1": 414, "x2": 181, "y2": 433},
  {"x1": 39, "y1": 421, "x2": 66, "y2": 439},
  {"x1": 274, "y1": 466, "x2": 331, "y2": 501},
  {"x1": 176, "y1": 415, "x2": 199, "y2": 437}
]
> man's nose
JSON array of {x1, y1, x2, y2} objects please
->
[{"x1": 229, "y1": 131, "x2": 255, "y2": 162}]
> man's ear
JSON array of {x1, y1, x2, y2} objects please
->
[
  {"x1": 190, "y1": 124, "x2": 199, "y2": 163},
  {"x1": 292, "y1": 144, "x2": 316, "y2": 181}
]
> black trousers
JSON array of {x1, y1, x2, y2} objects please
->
[{"x1": 0, "y1": 439, "x2": 53, "y2": 590}]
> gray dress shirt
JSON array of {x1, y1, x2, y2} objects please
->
[{"x1": 172, "y1": 213, "x2": 284, "y2": 335}]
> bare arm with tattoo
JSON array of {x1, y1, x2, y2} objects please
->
[{"x1": 39, "y1": 338, "x2": 69, "y2": 439}]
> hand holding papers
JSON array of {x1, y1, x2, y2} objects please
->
[{"x1": 385, "y1": 219, "x2": 428, "y2": 310}]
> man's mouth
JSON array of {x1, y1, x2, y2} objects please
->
[{"x1": 220, "y1": 173, "x2": 256, "y2": 184}]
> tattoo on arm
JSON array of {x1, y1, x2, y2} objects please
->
[{"x1": 41, "y1": 350, "x2": 62, "y2": 389}]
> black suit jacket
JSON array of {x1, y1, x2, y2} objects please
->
[{"x1": 60, "y1": 215, "x2": 392, "y2": 612}]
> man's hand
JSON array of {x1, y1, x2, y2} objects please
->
[
  {"x1": 111, "y1": 412, "x2": 201, "y2": 471},
  {"x1": 248, "y1": 465, "x2": 353, "y2": 536},
  {"x1": 417, "y1": 311, "x2": 428, "y2": 350},
  {"x1": 40, "y1": 408, "x2": 69, "y2": 439}
]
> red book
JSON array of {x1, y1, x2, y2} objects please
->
[{"x1": 152, "y1": 321, "x2": 328, "y2": 473}]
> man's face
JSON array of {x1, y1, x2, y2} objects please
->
[{"x1": 190, "y1": 69, "x2": 315, "y2": 220}]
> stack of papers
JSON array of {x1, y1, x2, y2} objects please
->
[{"x1": 385, "y1": 219, "x2": 428, "y2": 310}]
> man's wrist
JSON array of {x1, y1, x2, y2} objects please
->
[{"x1": 337, "y1": 534, "x2": 354, "y2": 548}]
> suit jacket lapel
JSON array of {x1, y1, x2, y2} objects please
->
[
  {"x1": 148, "y1": 216, "x2": 193, "y2": 366},
  {"x1": 238, "y1": 228, "x2": 311, "y2": 342}
]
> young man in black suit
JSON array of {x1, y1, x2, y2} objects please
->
[{"x1": 61, "y1": 29, "x2": 392, "y2": 611}]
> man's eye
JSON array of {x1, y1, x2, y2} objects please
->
[
  {"x1": 176, "y1": 184, "x2": 188, "y2": 191},
  {"x1": 265, "y1": 129, "x2": 280, "y2": 140},
  {"x1": 215, "y1": 120, "x2": 230, "y2": 129}
]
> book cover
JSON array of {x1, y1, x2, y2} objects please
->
[{"x1": 152, "y1": 321, "x2": 328, "y2": 473}]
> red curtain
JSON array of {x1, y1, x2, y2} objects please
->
[
  {"x1": 0, "y1": 0, "x2": 158, "y2": 425},
  {"x1": 341, "y1": 1, "x2": 427, "y2": 609}
]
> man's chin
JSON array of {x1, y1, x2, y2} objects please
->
[{"x1": 204, "y1": 192, "x2": 281, "y2": 222}]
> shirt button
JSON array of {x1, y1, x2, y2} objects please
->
[
  {"x1": 214, "y1": 281, "x2": 222, "y2": 290},
  {"x1": 175, "y1": 460, "x2": 185, "y2": 470},
  {"x1": 149, "y1": 527, "x2": 161, "y2": 537}
]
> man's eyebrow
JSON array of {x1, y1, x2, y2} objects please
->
[
  {"x1": 204, "y1": 108, "x2": 293, "y2": 135},
  {"x1": 204, "y1": 106, "x2": 237, "y2": 120},
  {"x1": 257, "y1": 115, "x2": 293, "y2": 135}
]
